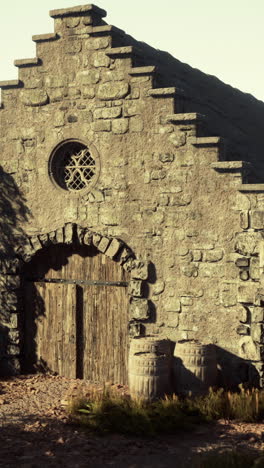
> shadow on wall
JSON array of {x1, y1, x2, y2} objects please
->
[
  {"x1": 0, "y1": 165, "x2": 31, "y2": 375},
  {"x1": 119, "y1": 33, "x2": 264, "y2": 180},
  {"x1": 172, "y1": 343, "x2": 259, "y2": 395},
  {"x1": 215, "y1": 345, "x2": 260, "y2": 390}
]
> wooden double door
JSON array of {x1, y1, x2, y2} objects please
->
[{"x1": 22, "y1": 243, "x2": 129, "y2": 384}]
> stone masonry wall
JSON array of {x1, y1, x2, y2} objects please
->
[{"x1": 0, "y1": 4, "x2": 264, "y2": 385}]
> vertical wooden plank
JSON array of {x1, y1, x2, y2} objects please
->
[
  {"x1": 82, "y1": 251, "x2": 129, "y2": 385},
  {"x1": 23, "y1": 242, "x2": 129, "y2": 383}
]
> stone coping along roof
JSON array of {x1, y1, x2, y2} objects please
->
[{"x1": 49, "y1": 4, "x2": 106, "y2": 18}]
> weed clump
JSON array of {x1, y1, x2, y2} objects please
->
[{"x1": 68, "y1": 386, "x2": 264, "y2": 436}]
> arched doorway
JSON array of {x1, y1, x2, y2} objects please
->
[{"x1": 21, "y1": 241, "x2": 130, "y2": 384}]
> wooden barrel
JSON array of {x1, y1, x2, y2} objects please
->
[
  {"x1": 173, "y1": 341, "x2": 217, "y2": 395},
  {"x1": 128, "y1": 337, "x2": 171, "y2": 401},
  {"x1": 129, "y1": 336, "x2": 171, "y2": 357}
]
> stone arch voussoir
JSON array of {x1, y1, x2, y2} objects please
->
[{"x1": 17, "y1": 222, "x2": 150, "y2": 337}]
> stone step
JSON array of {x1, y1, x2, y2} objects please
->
[
  {"x1": 105, "y1": 46, "x2": 134, "y2": 57},
  {"x1": 166, "y1": 112, "x2": 202, "y2": 123},
  {"x1": 129, "y1": 66, "x2": 156, "y2": 75},
  {"x1": 14, "y1": 58, "x2": 39, "y2": 68},
  {"x1": 211, "y1": 161, "x2": 251, "y2": 172},
  {"x1": 49, "y1": 5, "x2": 106, "y2": 19},
  {"x1": 189, "y1": 136, "x2": 223, "y2": 147},
  {"x1": 32, "y1": 33, "x2": 58, "y2": 43},
  {"x1": 148, "y1": 87, "x2": 180, "y2": 97},
  {"x1": 0, "y1": 80, "x2": 22, "y2": 89},
  {"x1": 238, "y1": 184, "x2": 264, "y2": 192},
  {"x1": 89, "y1": 25, "x2": 125, "y2": 36}
]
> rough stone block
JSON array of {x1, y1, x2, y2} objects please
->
[
  {"x1": 170, "y1": 193, "x2": 192, "y2": 206},
  {"x1": 159, "y1": 153, "x2": 175, "y2": 163},
  {"x1": 118, "y1": 247, "x2": 133, "y2": 265},
  {"x1": 251, "y1": 211, "x2": 264, "y2": 229},
  {"x1": 238, "y1": 284, "x2": 256, "y2": 303},
  {"x1": 97, "y1": 82, "x2": 129, "y2": 100},
  {"x1": 105, "y1": 238, "x2": 123, "y2": 258},
  {"x1": 159, "y1": 194, "x2": 169, "y2": 206},
  {"x1": 56, "y1": 228, "x2": 64, "y2": 243},
  {"x1": 54, "y1": 111, "x2": 65, "y2": 127},
  {"x1": 181, "y1": 297, "x2": 193, "y2": 306},
  {"x1": 82, "y1": 87, "x2": 95, "y2": 99},
  {"x1": 128, "y1": 280, "x2": 143, "y2": 297},
  {"x1": 250, "y1": 257, "x2": 260, "y2": 280},
  {"x1": 97, "y1": 237, "x2": 110, "y2": 253},
  {"x1": 94, "y1": 106, "x2": 122, "y2": 120},
  {"x1": 64, "y1": 223, "x2": 73, "y2": 244},
  {"x1": 92, "y1": 233, "x2": 101, "y2": 247},
  {"x1": 103, "y1": 71, "x2": 125, "y2": 82},
  {"x1": 240, "y1": 270, "x2": 250, "y2": 281},
  {"x1": 87, "y1": 189, "x2": 104, "y2": 203},
  {"x1": 252, "y1": 307, "x2": 264, "y2": 322},
  {"x1": 20, "y1": 90, "x2": 48, "y2": 107},
  {"x1": 168, "y1": 132, "x2": 186, "y2": 147},
  {"x1": 203, "y1": 249, "x2": 223, "y2": 262},
  {"x1": 166, "y1": 311, "x2": 179, "y2": 328},
  {"x1": 182, "y1": 264, "x2": 198, "y2": 278},
  {"x1": 46, "y1": 76, "x2": 68, "y2": 88},
  {"x1": 68, "y1": 88, "x2": 81, "y2": 98},
  {"x1": 83, "y1": 231, "x2": 92, "y2": 246},
  {"x1": 235, "y1": 232, "x2": 262, "y2": 256},
  {"x1": 123, "y1": 101, "x2": 140, "y2": 116},
  {"x1": 220, "y1": 283, "x2": 237, "y2": 307},
  {"x1": 49, "y1": 89, "x2": 65, "y2": 102},
  {"x1": 77, "y1": 70, "x2": 100, "y2": 85},
  {"x1": 235, "y1": 257, "x2": 250, "y2": 268},
  {"x1": 26, "y1": 77, "x2": 43, "y2": 89},
  {"x1": 164, "y1": 296, "x2": 181, "y2": 312},
  {"x1": 239, "y1": 336, "x2": 259, "y2": 360},
  {"x1": 91, "y1": 120, "x2": 111, "y2": 132},
  {"x1": 65, "y1": 39, "x2": 82, "y2": 54},
  {"x1": 112, "y1": 118, "x2": 129, "y2": 134},
  {"x1": 192, "y1": 250, "x2": 202, "y2": 262},
  {"x1": 129, "y1": 322, "x2": 143, "y2": 337},
  {"x1": 92, "y1": 52, "x2": 111, "y2": 68},
  {"x1": 130, "y1": 116, "x2": 144, "y2": 133},
  {"x1": 151, "y1": 169, "x2": 166, "y2": 180},
  {"x1": 153, "y1": 280, "x2": 165, "y2": 296},
  {"x1": 65, "y1": 16, "x2": 80, "y2": 28},
  {"x1": 240, "y1": 211, "x2": 249, "y2": 229},
  {"x1": 251, "y1": 323, "x2": 264, "y2": 343},
  {"x1": 129, "y1": 298, "x2": 149, "y2": 319},
  {"x1": 86, "y1": 37, "x2": 110, "y2": 50},
  {"x1": 236, "y1": 324, "x2": 250, "y2": 335},
  {"x1": 129, "y1": 260, "x2": 149, "y2": 280}
]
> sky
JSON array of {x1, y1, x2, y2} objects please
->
[{"x1": 0, "y1": 1, "x2": 264, "y2": 103}]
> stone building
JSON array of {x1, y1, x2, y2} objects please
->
[{"x1": 0, "y1": 4, "x2": 264, "y2": 387}]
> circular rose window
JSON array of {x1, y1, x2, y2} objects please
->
[{"x1": 49, "y1": 140, "x2": 98, "y2": 192}]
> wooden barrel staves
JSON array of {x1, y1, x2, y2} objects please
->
[
  {"x1": 128, "y1": 337, "x2": 172, "y2": 401},
  {"x1": 173, "y1": 341, "x2": 217, "y2": 395}
]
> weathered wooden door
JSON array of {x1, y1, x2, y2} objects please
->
[{"x1": 22, "y1": 243, "x2": 129, "y2": 383}]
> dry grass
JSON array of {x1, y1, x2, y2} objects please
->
[{"x1": 68, "y1": 386, "x2": 264, "y2": 436}]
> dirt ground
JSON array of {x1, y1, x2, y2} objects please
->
[{"x1": 0, "y1": 374, "x2": 264, "y2": 468}]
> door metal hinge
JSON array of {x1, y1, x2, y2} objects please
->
[{"x1": 27, "y1": 278, "x2": 128, "y2": 287}]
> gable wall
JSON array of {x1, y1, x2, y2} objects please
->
[{"x1": 0, "y1": 5, "x2": 263, "y2": 386}]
